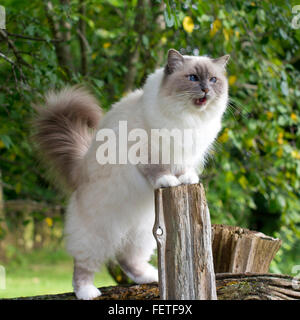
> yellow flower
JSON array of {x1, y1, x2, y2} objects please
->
[
  {"x1": 291, "y1": 113, "x2": 297, "y2": 121},
  {"x1": 183, "y1": 16, "x2": 194, "y2": 33},
  {"x1": 103, "y1": 42, "x2": 111, "y2": 49},
  {"x1": 266, "y1": 111, "x2": 273, "y2": 120},
  {"x1": 91, "y1": 52, "x2": 98, "y2": 60},
  {"x1": 228, "y1": 75, "x2": 237, "y2": 86},
  {"x1": 267, "y1": 66, "x2": 275, "y2": 76},
  {"x1": 15, "y1": 182, "x2": 21, "y2": 194},
  {"x1": 45, "y1": 217, "x2": 53, "y2": 228},
  {"x1": 210, "y1": 19, "x2": 221, "y2": 37},
  {"x1": 245, "y1": 138, "x2": 254, "y2": 148},
  {"x1": 276, "y1": 148, "x2": 283, "y2": 158},
  {"x1": 223, "y1": 29, "x2": 230, "y2": 42},
  {"x1": 116, "y1": 275, "x2": 122, "y2": 282},
  {"x1": 238, "y1": 176, "x2": 248, "y2": 189},
  {"x1": 235, "y1": 30, "x2": 240, "y2": 38},
  {"x1": 218, "y1": 128, "x2": 229, "y2": 143},
  {"x1": 277, "y1": 138, "x2": 284, "y2": 145},
  {"x1": 277, "y1": 132, "x2": 284, "y2": 145},
  {"x1": 160, "y1": 36, "x2": 167, "y2": 44},
  {"x1": 225, "y1": 171, "x2": 234, "y2": 182},
  {"x1": 291, "y1": 150, "x2": 300, "y2": 160},
  {"x1": 0, "y1": 140, "x2": 4, "y2": 148}
]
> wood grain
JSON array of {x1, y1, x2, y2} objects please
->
[
  {"x1": 212, "y1": 224, "x2": 282, "y2": 273},
  {"x1": 154, "y1": 183, "x2": 217, "y2": 300}
]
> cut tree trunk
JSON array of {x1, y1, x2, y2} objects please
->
[
  {"x1": 9, "y1": 273, "x2": 300, "y2": 300},
  {"x1": 212, "y1": 224, "x2": 282, "y2": 273},
  {"x1": 154, "y1": 183, "x2": 217, "y2": 300}
]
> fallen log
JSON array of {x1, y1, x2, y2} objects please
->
[{"x1": 9, "y1": 273, "x2": 300, "y2": 300}]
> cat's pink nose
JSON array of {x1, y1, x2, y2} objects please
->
[{"x1": 201, "y1": 88, "x2": 209, "y2": 93}]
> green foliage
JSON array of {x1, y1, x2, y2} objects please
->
[{"x1": 0, "y1": 0, "x2": 299, "y2": 274}]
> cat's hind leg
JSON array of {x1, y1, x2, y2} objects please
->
[
  {"x1": 65, "y1": 193, "x2": 106, "y2": 300},
  {"x1": 72, "y1": 260, "x2": 101, "y2": 300},
  {"x1": 117, "y1": 227, "x2": 158, "y2": 284}
]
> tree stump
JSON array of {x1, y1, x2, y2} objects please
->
[
  {"x1": 212, "y1": 224, "x2": 282, "y2": 273},
  {"x1": 153, "y1": 183, "x2": 217, "y2": 300},
  {"x1": 153, "y1": 183, "x2": 282, "y2": 300}
]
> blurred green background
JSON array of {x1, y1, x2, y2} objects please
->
[{"x1": 0, "y1": 0, "x2": 299, "y2": 298}]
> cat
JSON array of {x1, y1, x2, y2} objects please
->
[{"x1": 34, "y1": 49, "x2": 229, "y2": 300}]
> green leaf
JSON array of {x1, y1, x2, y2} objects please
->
[
  {"x1": 0, "y1": 135, "x2": 13, "y2": 149},
  {"x1": 280, "y1": 81, "x2": 289, "y2": 96},
  {"x1": 142, "y1": 35, "x2": 149, "y2": 48},
  {"x1": 164, "y1": 9, "x2": 175, "y2": 27}
]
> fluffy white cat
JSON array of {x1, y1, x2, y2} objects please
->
[{"x1": 34, "y1": 49, "x2": 229, "y2": 299}]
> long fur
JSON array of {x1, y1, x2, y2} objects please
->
[
  {"x1": 33, "y1": 86, "x2": 102, "y2": 189},
  {"x1": 33, "y1": 51, "x2": 229, "y2": 299}
]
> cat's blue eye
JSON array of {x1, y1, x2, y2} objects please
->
[
  {"x1": 210, "y1": 77, "x2": 217, "y2": 83},
  {"x1": 188, "y1": 75, "x2": 198, "y2": 82}
]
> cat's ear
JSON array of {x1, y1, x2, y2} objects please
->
[
  {"x1": 165, "y1": 49, "x2": 184, "y2": 74},
  {"x1": 212, "y1": 55, "x2": 230, "y2": 68}
]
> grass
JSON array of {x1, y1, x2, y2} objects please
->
[{"x1": 0, "y1": 246, "x2": 116, "y2": 299}]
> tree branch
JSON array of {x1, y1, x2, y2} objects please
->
[
  {"x1": 43, "y1": 0, "x2": 74, "y2": 77},
  {"x1": 5, "y1": 199, "x2": 64, "y2": 217},
  {"x1": 77, "y1": 0, "x2": 88, "y2": 75},
  {"x1": 0, "y1": 52, "x2": 14, "y2": 65},
  {"x1": 124, "y1": 0, "x2": 149, "y2": 93},
  {"x1": 4, "y1": 31, "x2": 64, "y2": 43},
  {"x1": 0, "y1": 30, "x2": 33, "y2": 70}
]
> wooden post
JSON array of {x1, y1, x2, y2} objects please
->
[{"x1": 153, "y1": 183, "x2": 217, "y2": 300}]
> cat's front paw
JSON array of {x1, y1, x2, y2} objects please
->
[
  {"x1": 178, "y1": 171, "x2": 199, "y2": 185},
  {"x1": 75, "y1": 285, "x2": 101, "y2": 300},
  {"x1": 154, "y1": 175, "x2": 181, "y2": 189}
]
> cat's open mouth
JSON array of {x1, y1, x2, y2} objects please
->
[{"x1": 193, "y1": 96, "x2": 207, "y2": 107}]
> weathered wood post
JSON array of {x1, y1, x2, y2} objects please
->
[
  {"x1": 211, "y1": 225, "x2": 282, "y2": 273},
  {"x1": 153, "y1": 183, "x2": 217, "y2": 300}
]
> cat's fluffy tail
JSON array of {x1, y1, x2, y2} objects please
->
[{"x1": 33, "y1": 86, "x2": 102, "y2": 190}]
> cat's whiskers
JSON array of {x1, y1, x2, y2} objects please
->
[{"x1": 227, "y1": 98, "x2": 250, "y2": 120}]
